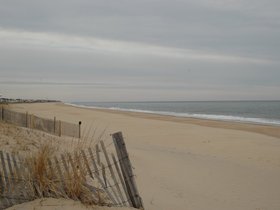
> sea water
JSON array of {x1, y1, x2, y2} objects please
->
[{"x1": 70, "y1": 101, "x2": 280, "y2": 126}]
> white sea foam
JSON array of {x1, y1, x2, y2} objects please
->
[{"x1": 65, "y1": 103, "x2": 280, "y2": 126}]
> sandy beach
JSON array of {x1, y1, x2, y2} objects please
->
[{"x1": 6, "y1": 102, "x2": 280, "y2": 210}]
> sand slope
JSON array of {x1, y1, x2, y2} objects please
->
[
  {"x1": 6, "y1": 198, "x2": 135, "y2": 210},
  {"x1": 8, "y1": 102, "x2": 280, "y2": 210}
]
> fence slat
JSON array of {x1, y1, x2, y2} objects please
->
[
  {"x1": 11, "y1": 154, "x2": 20, "y2": 180},
  {"x1": 106, "y1": 177, "x2": 122, "y2": 206},
  {"x1": 0, "y1": 151, "x2": 9, "y2": 189},
  {"x1": 101, "y1": 163, "x2": 107, "y2": 188},
  {"x1": 28, "y1": 114, "x2": 31, "y2": 128},
  {"x1": 67, "y1": 152, "x2": 81, "y2": 200},
  {"x1": 16, "y1": 155, "x2": 29, "y2": 184},
  {"x1": 60, "y1": 154, "x2": 70, "y2": 177},
  {"x1": 32, "y1": 114, "x2": 34, "y2": 129},
  {"x1": 1, "y1": 106, "x2": 4, "y2": 121},
  {"x1": 54, "y1": 156, "x2": 67, "y2": 197},
  {"x1": 81, "y1": 150, "x2": 93, "y2": 179},
  {"x1": 54, "y1": 117, "x2": 56, "y2": 135},
  {"x1": 25, "y1": 112, "x2": 28, "y2": 128},
  {"x1": 88, "y1": 148, "x2": 99, "y2": 176},
  {"x1": 47, "y1": 158, "x2": 55, "y2": 179},
  {"x1": 100, "y1": 140, "x2": 126, "y2": 206},
  {"x1": 79, "y1": 150, "x2": 100, "y2": 202},
  {"x1": 16, "y1": 155, "x2": 29, "y2": 194},
  {"x1": 112, "y1": 132, "x2": 144, "y2": 209},
  {"x1": 1, "y1": 106, "x2": 3, "y2": 121},
  {"x1": 24, "y1": 157, "x2": 36, "y2": 198},
  {"x1": 5, "y1": 153, "x2": 18, "y2": 206},
  {"x1": 1, "y1": 198, "x2": 11, "y2": 210},
  {"x1": 96, "y1": 145, "x2": 101, "y2": 166},
  {"x1": 12, "y1": 154, "x2": 29, "y2": 201},
  {"x1": 67, "y1": 153, "x2": 77, "y2": 177},
  {"x1": 0, "y1": 167, "x2": 4, "y2": 194},
  {"x1": 6, "y1": 153, "x2": 14, "y2": 182},
  {"x1": 100, "y1": 156, "x2": 122, "y2": 206},
  {"x1": 88, "y1": 147, "x2": 117, "y2": 205},
  {"x1": 74, "y1": 151, "x2": 86, "y2": 180}
]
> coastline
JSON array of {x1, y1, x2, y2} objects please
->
[
  {"x1": 7, "y1": 102, "x2": 280, "y2": 210},
  {"x1": 64, "y1": 102, "x2": 280, "y2": 139},
  {"x1": 66, "y1": 102, "x2": 280, "y2": 126}
]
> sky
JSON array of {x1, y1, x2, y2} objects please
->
[{"x1": 0, "y1": 0, "x2": 279, "y2": 102}]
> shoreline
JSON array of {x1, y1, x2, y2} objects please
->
[
  {"x1": 62, "y1": 102, "x2": 280, "y2": 139},
  {"x1": 65, "y1": 101, "x2": 280, "y2": 127}
]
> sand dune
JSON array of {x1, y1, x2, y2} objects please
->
[{"x1": 6, "y1": 102, "x2": 280, "y2": 210}]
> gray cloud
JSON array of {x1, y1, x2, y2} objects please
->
[{"x1": 0, "y1": 0, "x2": 279, "y2": 101}]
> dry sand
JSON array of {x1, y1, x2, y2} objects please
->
[
  {"x1": 7, "y1": 102, "x2": 280, "y2": 210},
  {"x1": 6, "y1": 198, "x2": 134, "y2": 210}
]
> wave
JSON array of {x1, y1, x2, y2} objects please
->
[{"x1": 65, "y1": 103, "x2": 280, "y2": 126}]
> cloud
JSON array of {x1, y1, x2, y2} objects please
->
[{"x1": 0, "y1": 28, "x2": 272, "y2": 64}]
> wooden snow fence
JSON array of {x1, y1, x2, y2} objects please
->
[
  {"x1": 0, "y1": 106, "x2": 81, "y2": 138},
  {"x1": 0, "y1": 132, "x2": 144, "y2": 209}
]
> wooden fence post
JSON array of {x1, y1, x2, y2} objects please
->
[
  {"x1": 59, "y1": 120, "x2": 62, "y2": 137},
  {"x1": 54, "y1": 117, "x2": 56, "y2": 135},
  {"x1": 79, "y1": 121, "x2": 82, "y2": 138},
  {"x1": 112, "y1": 132, "x2": 144, "y2": 209}
]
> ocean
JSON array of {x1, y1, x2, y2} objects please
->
[{"x1": 70, "y1": 101, "x2": 280, "y2": 126}]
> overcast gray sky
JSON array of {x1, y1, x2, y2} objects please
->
[{"x1": 0, "y1": 0, "x2": 279, "y2": 102}]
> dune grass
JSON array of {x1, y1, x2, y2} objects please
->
[{"x1": 22, "y1": 139, "x2": 109, "y2": 206}]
